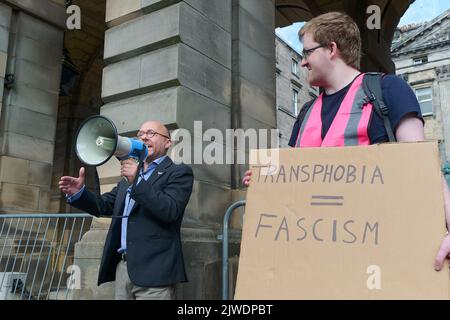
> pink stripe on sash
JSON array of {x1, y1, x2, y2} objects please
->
[{"x1": 299, "y1": 95, "x2": 324, "y2": 147}]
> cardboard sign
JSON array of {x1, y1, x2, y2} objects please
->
[{"x1": 235, "y1": 142, "x2": 449, "y2": 299}]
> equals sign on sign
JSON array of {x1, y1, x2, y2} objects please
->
[{"x1": 310, "y1": 195, "x2": 344, "y2": 206}]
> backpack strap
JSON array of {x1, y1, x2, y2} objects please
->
[
  {"x1": 362, "y1": 72, "x2": 397, "y2": 142},
  {"x1": 296, "y1": 98, "x2": 316, "y2": 127},
  {"x1": 289, "y1": 99, "x2": 316, "y2": 147}
]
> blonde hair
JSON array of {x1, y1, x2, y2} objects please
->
[{"x1": 299, "y1": 12, "x2": 361, "y2": 69}]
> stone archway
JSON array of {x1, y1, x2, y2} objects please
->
[
  {"x1": 49, "y1": 0, "x2": 110, "y2": 299},
  {"x1": 50, "y1": 0, "x2": 106, "y2": 214}
]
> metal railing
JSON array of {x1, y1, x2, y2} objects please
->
[
  {"x1": 0, "y1": 213, "x2": 92, "y2": 300},
  {"x1": 221, "y1": 200, "x2": 246, "y2": 300}
]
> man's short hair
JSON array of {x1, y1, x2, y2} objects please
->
[
  {"x1": 299, "y1": 11, "x2": 362, "y2": 69},
  {"x1": 161, "y1": 124, "x2": 170, "y2": 139}
]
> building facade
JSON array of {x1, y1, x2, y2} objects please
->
[
  {"x1": 392, "y1": 9, "x2": 450, "y2": 165},
  {"x1": 275, "y1": 35, "x2": 318, "y2": 147}
]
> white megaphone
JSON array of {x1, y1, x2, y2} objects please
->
[{"x1": 74, "y1": 115, "x2": 148, "y2": 166}]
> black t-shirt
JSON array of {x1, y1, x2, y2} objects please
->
[{"x1": 288, "y1": 74, "x2": 424, "y2": 146}]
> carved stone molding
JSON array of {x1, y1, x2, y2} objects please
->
[{"x1": 436, "y1": 64, "x2": 450, "y2": 80}]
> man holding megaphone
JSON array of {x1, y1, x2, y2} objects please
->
[{"x1": 59, "y1": 119, "x2": 193, "y2": 300}]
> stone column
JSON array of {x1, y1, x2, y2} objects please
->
[
  {"x1": 0, "y1": 0, "x2": 65, "y2": 299},
  {"x1": 73, "y1": 0, "x2": 276, "y2": 299},
  {"x1": 0, "y1": 1, "x2": 65, "y2": 214},
  {"x1": 437, "y1": 65, "x2": 450, "y2": 163},
  {"x1": 0, "y1": 4, "x2": 12, "y2": 120}
]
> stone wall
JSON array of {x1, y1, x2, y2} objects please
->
[
  {"x1": 0, "y1": 1, "x2": 65, "y2": 213},
  {"x1": 72, "y1": 0, "x2": 276, "y2": 299}
]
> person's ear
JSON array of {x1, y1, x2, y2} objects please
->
[
  {"x1": 329, "y1": 42, "x2": 338, "y2": 57},
  {"x1": 165, "y1": 139, "x2": 172, "y2": 150}
]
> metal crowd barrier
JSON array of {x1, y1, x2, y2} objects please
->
[
  {"x1": 221, "y1": 200, "x2": 246, "y2": 300},
  {"x1": 0, "y1": 213, "x2": 92, "y2": 300}
]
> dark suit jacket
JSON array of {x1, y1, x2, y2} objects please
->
[{"x1": 71, "y1": 157, "x2": 194, "y2": 287}]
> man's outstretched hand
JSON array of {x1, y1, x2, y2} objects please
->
[{"x1": 59, "y1": 167, "x2": 85, "y2": 196}]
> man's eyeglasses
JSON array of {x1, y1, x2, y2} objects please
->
[
  {"x1": 302, "y1": 44, "x2": 326, "y2": 58},
  {"x1": 136, "y1": 129, "x2": 170, "y2": 140}
]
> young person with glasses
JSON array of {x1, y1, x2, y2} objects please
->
[{"x1": 243, "y1": 11, "x2": 450, "y2": 272}]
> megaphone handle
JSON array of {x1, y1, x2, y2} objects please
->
[{"x1": 130, "y1": 150, "x2": 146, "y2": 193}]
